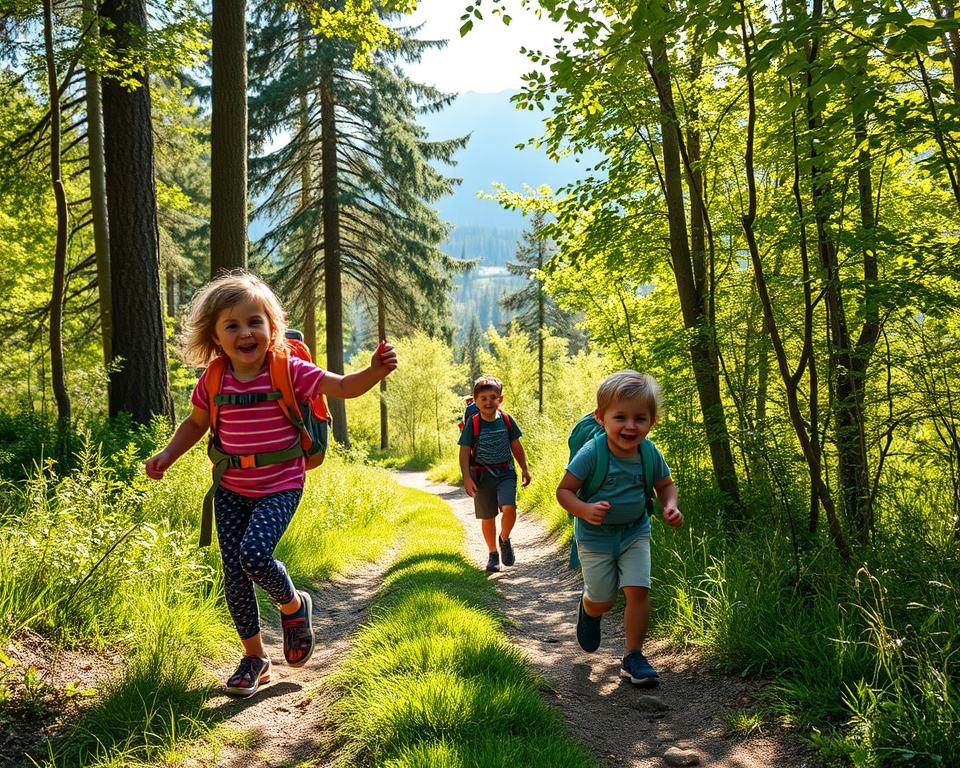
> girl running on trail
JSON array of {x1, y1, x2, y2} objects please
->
[{"x1": 145, "y1": 270, "x2": 397, "y2": 697}]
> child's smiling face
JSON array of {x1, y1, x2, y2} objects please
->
[
  {"x1": 595, "y1": 396, "x2": 653, "y2": 458},
  {"x1": 213, "y1": 296, "x2": 272, "y2": 377},
  {"x1": 474, "y1": 388, "x2": 503, "y2": 418}
]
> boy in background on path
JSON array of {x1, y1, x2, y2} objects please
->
[
  {"x1": 556, "y1": 371, "x2": 683, "y2": 687},
  {"x1": 459, "y1": 375, "x2": 531, "y2": 572}
]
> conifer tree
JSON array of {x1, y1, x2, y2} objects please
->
[
  {"x1": 500, "y1": 210, "x2": 579, "y2": 413},
  {"x1": 249, "y1": 9, "x2": 465, "y2": 444}
]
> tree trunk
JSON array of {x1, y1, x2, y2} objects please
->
[
  {"x1": 298, "y1": 25, "x2": 318, "y2": 361},
  {"x1": 843, "y1": 74, "x2": 881, "y2": 542},
  {"x1": 739, "y1": 0, "x2": 849, "y2": 560},
  {"x1": 165, "y1": 269, "x2": 175, "y2": 316},
  {"x1": 43, "y1": 0, "x2": 71, "y2": 447},
  {"x1": 648, "y1": 37, "x2": 741, "y2": 506},
  {"x1": 378, "y1": 287, "x2": 388, "y2": 450},
  {"x1": 320, "y1": 59, "x2": 348, "y2": 445},
  {"x1": 804, "y1": 0, "x2": 871, "y2": 544},
  {"x1": 537, "y1": 237, "x2": 544, "y2": 415},
  {"x1": 210, "y1": 0, "x2": 248, "y2": 276},
  {"x1": 101, "y1": 0, "x2": 174, "y2": 425},
  {"x1": 83, "y1": 0, "x2": 111, "y2": 368}
]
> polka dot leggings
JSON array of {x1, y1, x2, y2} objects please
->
[{"x1": 214, "y1": 486, "x2": 303, "y2": 640}]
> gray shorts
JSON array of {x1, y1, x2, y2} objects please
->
[
  {"x1": 470, "y1": 466, "x2": 518, "y2": 519},
  {"x1": 578, "y1": 533, "x2": 651, "y2": 604}
]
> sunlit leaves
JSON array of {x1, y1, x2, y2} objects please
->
[{"x1": 307, "y1": 0, "x2": 417, "y2": 68}]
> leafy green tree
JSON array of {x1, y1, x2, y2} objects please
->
[
  {"x1": 499, "y1": 203, "x2": 581, "y2": 413},
  {"x1": 382, "y1": 332, "x2": 465, "y2": 459},
  {"x1": 458, "y1": 315, "x2": 484, "y2": 388}
]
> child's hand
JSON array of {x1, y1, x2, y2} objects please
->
[
  {"x1": 521, "y1": 469, "x2": 531, "y2": 487},
  {"x1": 145, "y1": 450, "x2": 172, "y2": 480},
  {"x1": 464, "y1": 475, "x2": 478, "y2": 497},
  {"x1": 579, "y1": 500, "x2": 610, "y2": 526},
  {"x1": 370, "y1": 339, "x2": 398, "y2": 378},
  {"x1": 662, "y1": 505, "x2": 683, "y2": 528}
]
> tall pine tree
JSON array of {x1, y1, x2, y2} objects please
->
[
  {"x1": 500, "y1": 210, "x2": 579, "y2": 413},
  {"x1": 249, "y1": 9, "x2": 465, "y2": 444}
]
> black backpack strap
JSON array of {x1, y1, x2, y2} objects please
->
[{"x1": 214, "y1": 391, "x2": 283, "y2": 406}]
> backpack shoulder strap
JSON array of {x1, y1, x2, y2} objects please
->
[
  {"x1": 205, "y1": 356, "x2": 228, "y2": 434},
  {"x1": 285, "y1": 337, "x2": 313, "y2": 363},
  {"x1": 268, "y1": 349, "x2": 304, "y2": 428},
  {"x1": 500, "y1": 410, "x2": 512, "y2": 434},
  {"x1": 580, "y1": 433, "x2": 609, "y2": 500},
  {"x1": 639, "y1": 438, "x2": 658, "y2": 514},
  {"x1": 470, "y1": 412, "x2": 481, "y2": 457}
]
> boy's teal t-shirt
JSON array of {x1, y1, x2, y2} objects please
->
[
  {"x1": 458, "y1": 412, "x2": 522, "y2": 467},
  {"x1": 567, "y1": 438, "x2": 670, "y2": 547}
]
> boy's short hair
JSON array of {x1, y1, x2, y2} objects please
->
[
  {"x1": 472, "y1": 374, "x2": 503, "y2": 398},
  {"x1": 596, "y1": 370, "x2": 662, "y2": 423}
]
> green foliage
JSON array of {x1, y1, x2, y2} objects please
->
[
  {"x1": 0, "y1": 407, "x2": 405, "y2": 764},
  {"x1": 325, "y1": 486, "x2": 596, "y2": 768},
  {"x1": 308, "y1": 0, "x2": 417, "y2": 69},
  {"x1": 349, "y1": 333, "x2": 466, "y2": 463}
]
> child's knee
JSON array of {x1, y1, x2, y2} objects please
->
[
  {"x1": 239, "y1": 541, "x2": 273, "y2": 576},
  {"x1": 583, "y1": 594, "x2": 616, "y2": 614},
  {"x1": 622, "y1": 585, "x2": 649, "y2": 604}
]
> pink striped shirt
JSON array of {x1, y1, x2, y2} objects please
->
[{"x1": 192, "y1": 356, "x2": 326, "y2": 497}]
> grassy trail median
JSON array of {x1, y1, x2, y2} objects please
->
[{"x1": 322, "y1": 483, "x2": 595, "y2": 768}]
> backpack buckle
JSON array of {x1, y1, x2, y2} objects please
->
[{"x1": 228, "y1": 454, "x2": 258, "y2": 469}]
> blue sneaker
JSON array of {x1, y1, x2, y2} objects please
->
[
  {"x1": 499, "y1": 536, "x2": 515, "y2": 567},
  {"x1": 621, "y1": 650, "x2": 659, "y2": 687},
  {"x1": 576, "y1": 594, "x2": 601, "y2": 652},
  {"x1": 485, "y1": 551, "x2": 501, "y2": 572}
]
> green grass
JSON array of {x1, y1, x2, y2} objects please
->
[
  {"x1": 0, "y1": 430, "x2": 404, "y2": 767},
  {"x1": 512, "y1": 421, "x2": 960, "y2": 766},
  {"x1": 324, "y1": 486, "x2": 596, "y2": 768}
]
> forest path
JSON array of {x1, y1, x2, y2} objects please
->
[
  {"x1": 183, "y1": 554, "x2": 390, "y2": 767},
  {"x1": 392, "y1": 471, "x2": 815, "y2": 768}
]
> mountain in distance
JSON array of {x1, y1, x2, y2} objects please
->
[
  {"x1": 423, "y1": 89, "x2": 595, "y2": 231},
  {"x1": 421, "y1": 90, "x2": 599, "y2": 338}
]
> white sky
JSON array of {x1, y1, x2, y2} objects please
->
[{"x1": 401, "y1": 1, "x2": 563, "y2": 94}]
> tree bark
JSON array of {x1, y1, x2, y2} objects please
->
[
  {"x1": 101, "y1": 0, "x2": 174, "y2": 425},
  {"x1": 83, "y1": 0, "x2": 111, "y2": 367},
  {"x1": 320, "y1": 58, "x2": 348, "y2": 445},
  {"x1": 210, "y1": 0, "x2": 248, "y2": 276},
  {"x1": 537, "y1": 233, "x2": 544, "y2": 415},
  {"x1": 43, "y1": 0, "x2": 71, "y2": 445},
  {"x1": 298, "y1": 23, "x2": 318, "y2": 361},
  {"x1": 378, "y1": 287, "x2": 388, "y2": 450},
  {"x1": 739, "y1": 0, "x2": 849, "y2": 560},
  {"x1": 648, "y1": 37, "x2": 741, "y2": 506}
]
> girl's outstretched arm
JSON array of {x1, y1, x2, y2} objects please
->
[
  {"x1": 318, "y1": 340, "x2": 398, "y2": 399},
  {"x1": 145, "y1": 406, "x2": 210, "y2": 480}
]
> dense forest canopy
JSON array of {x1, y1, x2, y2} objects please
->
[{"x1": 0, "y1": 0, "x2": 958, "y2": 763}]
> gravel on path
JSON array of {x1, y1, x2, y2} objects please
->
[{"x1": 393, "y1": 471, "x2": 816, "y2": 768}]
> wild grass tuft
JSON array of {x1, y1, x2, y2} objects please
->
[
  {"x1": 325, "y1": 487, "x2": 595, "y2": 768},
  {"x1": 1, "y1": 425, "x2": 403, "y2": 765}
]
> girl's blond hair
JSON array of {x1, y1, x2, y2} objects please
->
[
  {"x1": 596, "y1": 370, "x2": 662, "y2": 424},
  {"x1": 179, "y1": 270, "x2": 288, "y2": 367}
]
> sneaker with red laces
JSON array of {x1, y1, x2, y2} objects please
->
[
  {"x1": 281, "y1": 589, "x2": 315, "y2": 667},
  {"x1": 225, "y1": 655, "x2": 271, "y2": 697}
]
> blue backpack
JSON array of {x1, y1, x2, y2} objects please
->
[{"x1": 567, "y1": 413, "x2": 659, "y2": 569}]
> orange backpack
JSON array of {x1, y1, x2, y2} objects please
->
[{"x1": 198, "y1": 340, "x2": 330, "y2": 546}]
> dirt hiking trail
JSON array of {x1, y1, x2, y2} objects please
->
[
  {"x1": 183, "y1": 554, "x2": 390, "y2": 768},
  {"x1": 393, "y1": 471, "x2": 816, "y2": 768}
]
